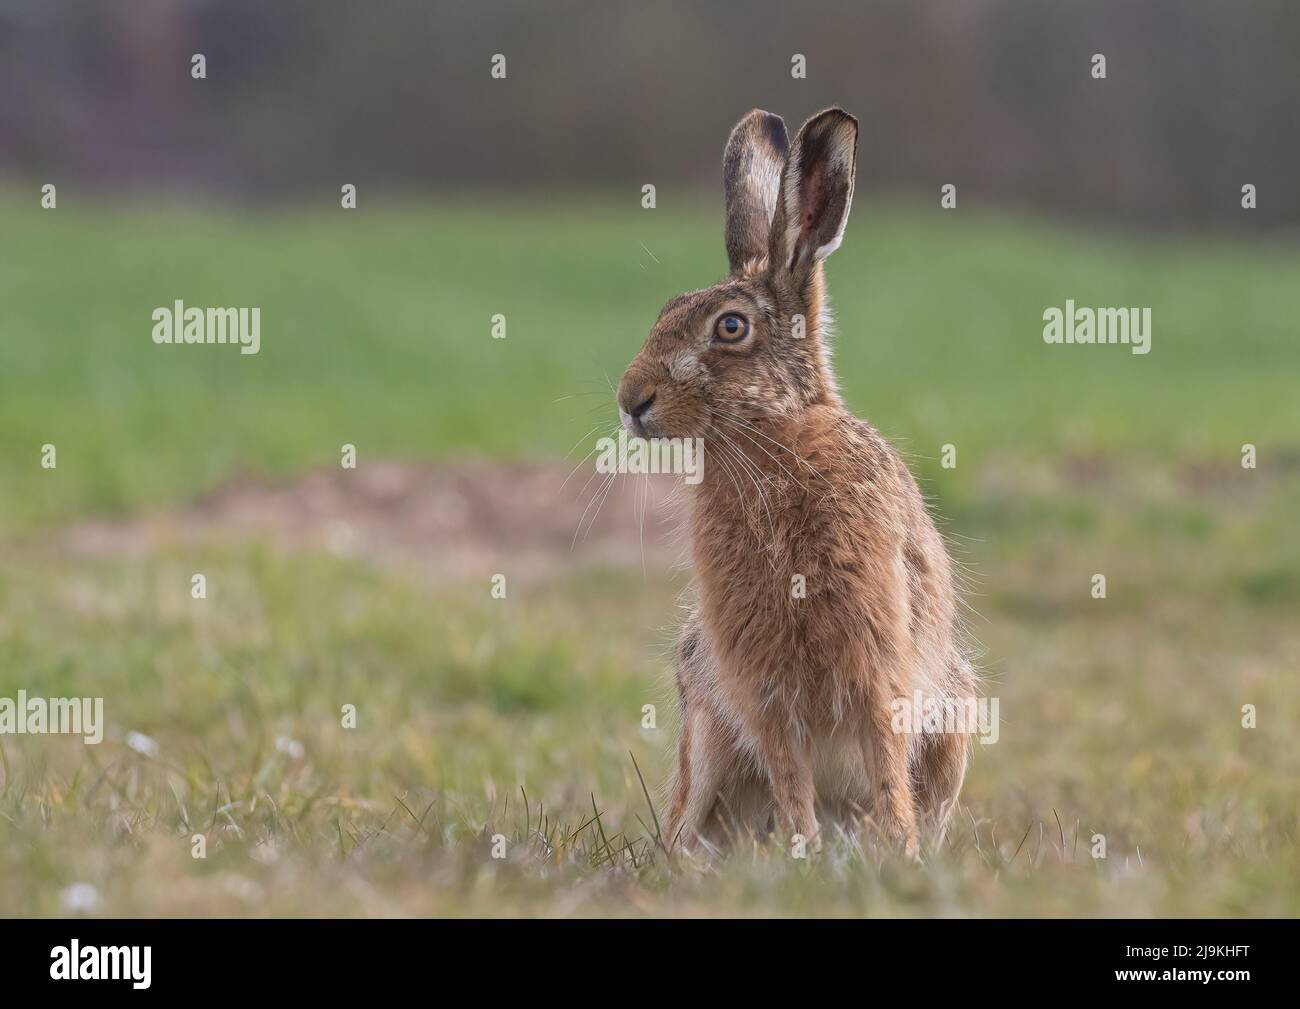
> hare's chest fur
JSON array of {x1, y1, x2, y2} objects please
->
[{"x1": 689, "y1": 411, "x2": 934, "y2": 721}]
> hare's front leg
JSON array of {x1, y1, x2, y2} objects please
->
[
  {"x1": 861, "y1": 693, "x2": 921, "y2": 859},
  {"x1": 718, "y1": 668, "x2": 818, "y2": 845},
  {"x1": 747, "y1": 717, "x2": 818, "y2": 847}
]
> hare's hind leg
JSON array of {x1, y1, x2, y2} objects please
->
[
  {"x1": 860, "y1": 693, "x2": 921, "y2": 859},
  {"x1": 915, "y1": 729, "x2": 969, "y2": 845},
  {"x1": 664, "y1": 705, "x2": 696, "y2": 847},
  {"x1": 664, "y1": 623, "x2": 736, "y2": 852},
  {"x1": 915, "y1": 655, "x2": 977, "y2": 845},
  {"x1": 665, "y1": 703, "x2": 741, "y2": 851}
]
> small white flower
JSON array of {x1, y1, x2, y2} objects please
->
[
  {"x1": 126, "y1": 731, "x2": 160, "y2": 758},
  {"x1": 60, "y1": 883, "x2": 101, "y2": 914},
  {"x1": 275, "y1": 736, "x2": 305, "y2": 759},
  {"x1": 324, "y1": 520, "x2": 356, "y2": 555}
]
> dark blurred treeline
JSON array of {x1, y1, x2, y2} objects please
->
[{"x1": 1, "y1": 0, "x2": 1296, "y2": 228}]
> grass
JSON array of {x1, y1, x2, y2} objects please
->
[
  {"x1": 1, "y1": 195, "x2": 1298, "y2": 916},
  {"x1": 2, "y1": 192, "x2": 1298, "y2": 529}
]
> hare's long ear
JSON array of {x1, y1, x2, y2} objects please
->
[
  {"x1": 723, "y1": 109, "x2": 789, "y2": 276},
  {"x1": 768, "y1": 108, "x2": 857, "y2": 287}
]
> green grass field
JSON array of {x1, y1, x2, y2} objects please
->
[
  {"x1": 3, "y1": 194, "x2": 1298, "y2": 528},
  {"x1": 1, "y1": 195, "x2": 1298, "y2": 916}
]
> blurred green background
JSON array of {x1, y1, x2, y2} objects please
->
[
  {"x1": 0, "y1": 1, "x2": 1298, "y2": 917},
  {"x1": 3, "y1": 196, "x2": 1298, "y2": 528}
]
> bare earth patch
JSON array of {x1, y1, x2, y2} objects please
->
[{"x1": 56, "y1": 460, "x2": 684, "y2": 581}]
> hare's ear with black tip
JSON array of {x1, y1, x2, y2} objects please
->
[
  {"x1": 723, "y1": 109, "x2": 789, "y2": 276},
  {"x1": 768, "y1": 108, "x2": 858, "y2": 287}
]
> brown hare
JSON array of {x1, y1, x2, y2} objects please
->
[{"x1": 617, "y1": 108, "x2": 976, "y2": 858}]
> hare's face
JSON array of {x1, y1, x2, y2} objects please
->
[
  {"x1": 616, "y1": 275, "x2": 821, "y2": 436},
  {"x1": 617, "y1": 107, "x2": 857, "y2": 442},
  {"x1": 617, "y1": 278, "x2": 815, "y2": 439}
]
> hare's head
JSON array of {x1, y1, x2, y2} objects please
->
[{"x1": 618, "y1": 108, "x2": 858, "y2": 440}]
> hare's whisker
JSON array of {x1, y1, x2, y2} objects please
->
[
  {"x1": 561, "y1": 423, "x2": 607, "y2": 462},
  {"x1": 713, "y1": 415, "x2": 812, "y2": 495},
  {"x1": 580, "y1": 466, "x2": 621, "y2": 544},
  {"x1": 571, "y1": 469, "x2": 616, "y2": 550},
  {"x1": 711, "y1": 433, "x2": 780, "y2": 571},
  {"x1": 561, "y1": 423, "x2": 621, "y2": 494}
]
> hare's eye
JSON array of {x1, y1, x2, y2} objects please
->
[{"x1": 713, "y1": 313, "x2": 749, "y2": 343}]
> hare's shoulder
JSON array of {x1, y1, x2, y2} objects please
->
[
  {"x1": 798, "y1": 408, "x2": 915, "y2": 502},
  {"x1": 833, "y1": 412, "x2": 955, "y2": 581}
]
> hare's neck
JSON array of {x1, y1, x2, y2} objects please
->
[{"x1": 693, "y1": 417, "x2": 805, "y2": 533}]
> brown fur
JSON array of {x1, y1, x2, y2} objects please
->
[{"x1": 617, "y1": 109, "x2": 976, "y2": 858}]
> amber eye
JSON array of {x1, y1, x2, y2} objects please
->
[{"x1": 713, "y1": 313, "x2": 750, "y2": 342}]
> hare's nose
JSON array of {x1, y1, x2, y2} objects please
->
[
  {"x1": 618, "y1": 386, "x2": 658, "y2": 436},
  {"x1": 630, "y1": 392, "x2": 656, "y2": 420},
  {"x1": 618, "y1": 384, "x2": 655, "y2": 417}
]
